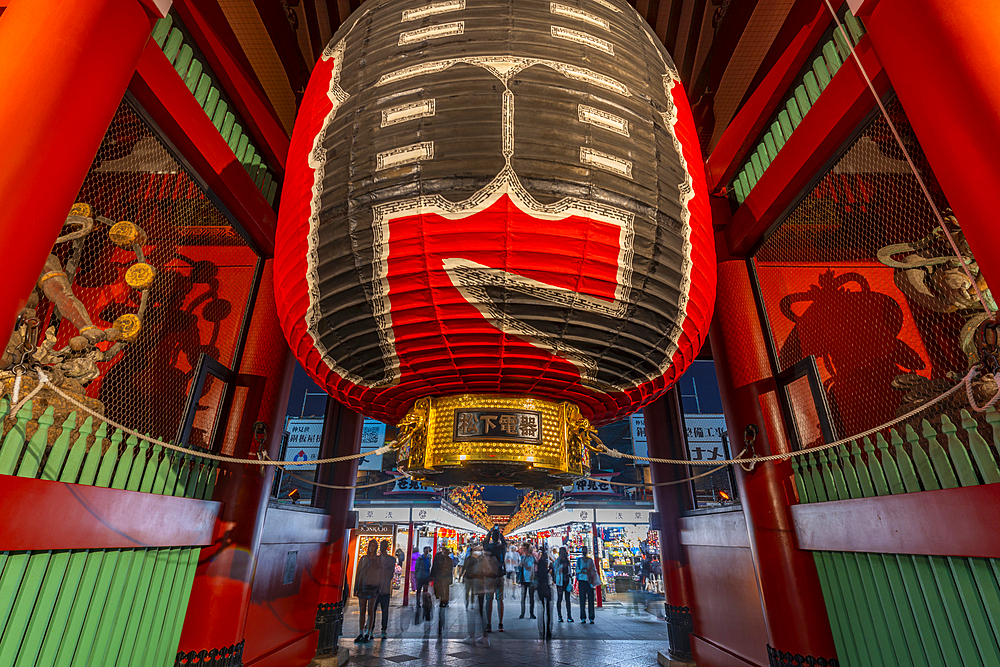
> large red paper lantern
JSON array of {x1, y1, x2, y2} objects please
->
[{"x1": 276, "y1": 0, "x2": 714, "y2": 484}]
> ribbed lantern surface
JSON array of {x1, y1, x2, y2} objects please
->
[{"x1": 275, "y1": 0, "x2": 715, "y2": 428}]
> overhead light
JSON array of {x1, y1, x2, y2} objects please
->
[
  {"x1": 460, "y1": 454, "x2": 467, "y2": 461},
  {"x1": 526, "y1": 456, "x2": 534, "y2": 463}
]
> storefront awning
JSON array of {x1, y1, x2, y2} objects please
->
[
  {"x1": 508, "y1": 505, "x2": 652, "y2": 536},
  {"x1": 355, "y1": 505, "x2": 484, "y2": 534}
]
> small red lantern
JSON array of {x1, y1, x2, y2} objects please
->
[{"x1": 275, "y1": 0, "x2": 714, "y2": 485}]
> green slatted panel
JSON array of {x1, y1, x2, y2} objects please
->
[
  {"x1": 193, "y1": 74, "x2": 212, "y2": 107},
  {"x1": 211, "y1": 100, "x2": 229, "y2": 132},
  {"x1": 266, "y1": 180, "x2": 279, "y2": 206},
  {"x1": 795, "y1": 410, "x2": 1000, "y2": 667},
  {"x1": 732, "y1": 178, "x2": 746, "y2": 203},
  {"x1": 813, "y1": 56, "x2": 832, "y2": 91},
  {"x1": 844, "y1": 12, "x2": 866, "y2": 43},
  {"x1": 770, "y1": 121, "x2": 786, "y2": 151},
  {"x1": 220, "y1": 112, "x2": 236, "y2": 143},
  {"x1": 823, "y1": 41, "x2": 843, "y2": 76},
  {"x1": 228, "y1": 124, "x2": 244, "y2": 153},
  {"x1": 162, "y1": 28, "x2": 183, "y2": 64},
  {"x1": 235, "y1": 134, "x2": 250, "y2": 162},
  {"x1": 151, "y1": 16, "x2": 173, "y2": 48},
  {"x1": 174, "y1": 45, "x2": 194, "y2": 79},
  {"x1": 762, "y1": 133, "x2": 778, "y2": 162},
  {"x1": 184, "y1": 60, "x2": 204, "y2": 95},
  {"x1": 203, "y1": 87, "x2": 221, "y2": 121}
]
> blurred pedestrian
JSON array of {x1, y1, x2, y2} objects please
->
[
  {"x1": 375, "y1": 540, "x2": 395, "y2": 639},
  {"x1": 484, "y1": 526, "x2": 507, "y2": 632},
  {"x1": 519, "y1": 542, "x2": 536, "y2": 619},
  {"x1": 353, "y1": 540, "x2": 381, "y2": 642},
  {"x1": 432, "y1": 547, "x2": 455, "y2": 636},
  {"x1": 415, "y1": 546, "x2": 433, "y2": 621},
  {"x1": 464, "y1": 544, "x2": 497, "y2": 647},
  {"x1": 554, "y1": 547, "x2": 573, "y2": 623},
  {"x1": 535, "y1": 548, "x2": 553, "y2": 639},
  {"x1": 575, "y1": 545, "x2": 598, "y2": 624}
]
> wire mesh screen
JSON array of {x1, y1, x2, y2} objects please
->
[
  {"x1": 1, "y1": 99, "x2": 259, "y2": 449},
  {"x1": 754, "y1": 95, "x2": 995, "y2": 445}
]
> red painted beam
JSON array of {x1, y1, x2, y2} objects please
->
[
  {"x1": 0, "y1": 475, "x2": 220, "y2": 551},
  {"x1": 173, "y1": 0, "x2": 290, "y2": 174},
  {"x1": 130, "y1": 42, "x2": 277, "y2": 256},
  {"x1": 705, "y1": 0, "x2": 833, "y2": 193},
  {"x1": 792, "y1": 483, "x2": 1000, "y2": 558},
  {"x1": 725, "y1": 36, "x2": 888, "y2": 256}
]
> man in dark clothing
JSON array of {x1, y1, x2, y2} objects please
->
[
  {"x1": 483, "y1": 526, "x2": 507, "y2": 632},
  {"x1": 415, "y1": 546, "x2": 433, "y2": 621},
  {"x1": 431, "y1": 547, "x2": 455, "y2": 636},
  {"x1": 375, "y1": 540, "x2": 395, "y2": 639},
  {"x1": 535, "y1": 549, "x2": 553, "y2": 639}
]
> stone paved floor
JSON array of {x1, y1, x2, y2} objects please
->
[{"x1": 340, "y1": 589, "x2": 669, "y2": 666}]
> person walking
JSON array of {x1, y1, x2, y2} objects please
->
[
  {"x1": 410, "y1": 548, "x2": 420, "y2": 592},
  {"x1": 575, "y1": 545, "x2": 598, "y2": 624},
  {"x1": 554, "y1": 547, "x2": 573, "y2": 623},
  {"x1": 461, "y1": 540, "x2": 476, "y2": 609},
  {"x1": 374, "y1": 539, "x2": 395, "y2": 639},
  {"x1": 353, "y1": 540, "x2": 382, "y2": 642},
  {"x1": 415, "y1": 546, "x2": 433, "y2": 621},
  {"x1": 431, "y1": 547, "x2": 455, "y2": 636},
  {"x1": 484, "y1": 526, "x2": 507, "y2": 632},
  {"x1": 535, "y1": 548, "x2": 553, "y2": 639},
  {"x1": 518, "y1": 542, "x2": 536, "y2": 619},
  {"x1": 395, "y1": 546, "x2": 405, "y2": 568},
  {"x1": 505, "y1": 545, "x2": 519, "y2": 587},
  {"x1": 463, "y1": 544, "x2": 496, "y2": 647}
]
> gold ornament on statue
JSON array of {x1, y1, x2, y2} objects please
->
[
  {"x1": 113, "y1": 314, "x2": 143, "y2": 342},
  {"x1": 109, "y1": 220, "x2": 147, "y2": 247},
  {"x1": 397, "y1": 394, "x2": 592, "y2": 488},
  {"x1": 124, "y1": 262, "x2": 156, "y2": 290}
]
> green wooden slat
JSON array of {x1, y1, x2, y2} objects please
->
[
  {"x1": 793, "y1": 85, "x2": 811, "y2": 118},
  {"x1": 141, "y1": 547, "x2": 183, "y2": 666},
  {"x1": 41, "y1": 412, "x2": 76, "y2": 481},
  {"x1": 109, "y1": 432, "x2": 134, "y2": 490},
  {"x1": 813, "y1": 56, "x2": 831, "y2": 91},
  {"x1": 770, "y1": 121, "x2": 786, "y2": 151},
  {"x1": 778, "y1": 110, "x2": 795, "y2": 140},
  {"x1": 55, "y1": 550, "x2": 116, "y2": 666},
  {"x1": 924, "y1": 419, "x2": 959, "y2": 489},
  {"x1": 942, "y1": 413, "x2": 980, "y2": 485},
  {"x1": 174, "y1": 45, "x2": 194, "y2": 79},
  {"x1": 32, "y1": 419, "x2": 96, "y2": 666},
  {"x1": 151, "y1": 16, "x2": 173, "y2": 47},
  {"x1": 163, "y1": 28, "x2": 184, "y2": 64},
  {"x1": 893, "y1": 429, "x2": 922, "y2": 494},
  {"x1": 162, "y1": 548, "x2": 200, "y2": 667},
  {"x1": 203, "y1": 87, "x2": 221, "y2": 119},
  {"x1": 250, "y1": 153, "x2": 262, "y2": 167},
  {"x1": 184, "y1": 59, "x2": 204, "y2": 94},
  {"x1": 228, "y1": 124, "x2": 244, "y2": 152},
  {"x1": 749, "y1": 154, "x2": 763, "y2": 184},
  {"x1": 8, "y1": 550, "x2": 65, "y2": 667},
  {"x1": 212, "y1": 100, "x2": 229, "y2": 131},
  {"x1": 15, "y1": 405, "x2": 54, "y2": 477},
  {"x1": 833, "y1": 28, "x2": 852, "y2": 62},
  {"x1": 78, "y1": 422, "x2": 109, "y2": 487},
  {"x1": 823, "y1": 41, "x2": 844, "y2": 76},
  {"x1": 738, "y1": 171, "x2": 752, "y2": 199},
  {"x1": 967, "y1": 557, "x2": 1000, "y2": 664},
  {"x1": 235, "y1": 134, "x2": 250, "y2": 162},
  {"x1": 908, "y1": 424, "x2": 939, "y2": 491},
  {"x1": 732, "y1": 178, "x2": 746, "y2": 204},
  {"x1": 762, "y1": 133, "x2": 778, "y2": 162},
  {"x1": 266, "y1": 180, "x2": 279, "y2": 206},
  {"x1": 220, "y1": 111, "x2": 236, "y2": 143},
  {"x1": 804, "y1": 72, "x2": 822, "y2": 105},
  {"x1": 253, "y1": 165, "x2": 267, "y2": 189},
  {"x1": 756, "y1": 143, "x2": 770, "y2": 172},
  {"x1": 844, "y1": 12, "x2": 865, "y2": 44},
  {"x1": 262, "y1": 171, "x2": 274, "y2": 198},
  {"x1": 203, "y1": 460, "x2": 220, "y2": 499},
  {"x1": 786, "y1": 98, "x2": 803, "y2": 132},
  {"x1": 0, "y1": 555, "x2": 31, "y2": 654},
  {"x1": 194, "y1": 74, "x2": 212, "y2": 107},
  {"x1": 0, "y1": 399, "x2": 34, "y2": 475}
]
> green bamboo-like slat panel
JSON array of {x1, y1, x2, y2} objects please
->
[
  {"x1": 149, "y1": 16, "x2": 276, "y2": 203},
  {"x1": 732, "y1": 11, "x2": 867, "y2": 204},
  {"x1": 0, "y1": 401, "x2": 216, "y2": 666},
  {"x1": 794, "y1": 408, "x2": 1000, "y2": 666}
]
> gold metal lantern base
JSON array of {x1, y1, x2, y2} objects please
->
[{"x1": 396, "y1": 394, "x2": 594, "y2": 488}]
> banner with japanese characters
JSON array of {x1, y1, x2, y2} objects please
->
[
  {"x1": 683, "y1": 413, "x2": 729, "y2": 462},
  {"x1": 563, "y1": 472, "x2": 621, "y2": 496},
  {"x1": 384, "y1": 472, "x2": 440, "y2": 495},
  {"x1": 284, "y1": 417, "x2": 324, "y2": 471}
]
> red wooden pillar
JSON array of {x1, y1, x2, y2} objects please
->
[
  {"x1": 710, "y1": 256, "x2": 837, "y2": 663},
  {"x1": 644, "y1": 390, "x2": 695, "y2": 657},
  {"x1": 314, "y1": 401, "x2": 364, "y2": 609},
  {"x1": 853, "y1": 0, "x2": 1000, "y2": 293},
  {"x1": 178, "y1": 262, "x2": 294, "y2": 657},
  {"x1": 0, "y1": 0, "x2": 158, "y2": 348}
]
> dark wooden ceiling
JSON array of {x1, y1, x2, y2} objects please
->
[{"x1": 215, "y1": 0, "x2": 810, "y2": 156}]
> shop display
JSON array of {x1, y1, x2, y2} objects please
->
[{"x1": 275, "y1": 0, "x2": 714, "y2": 488}]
